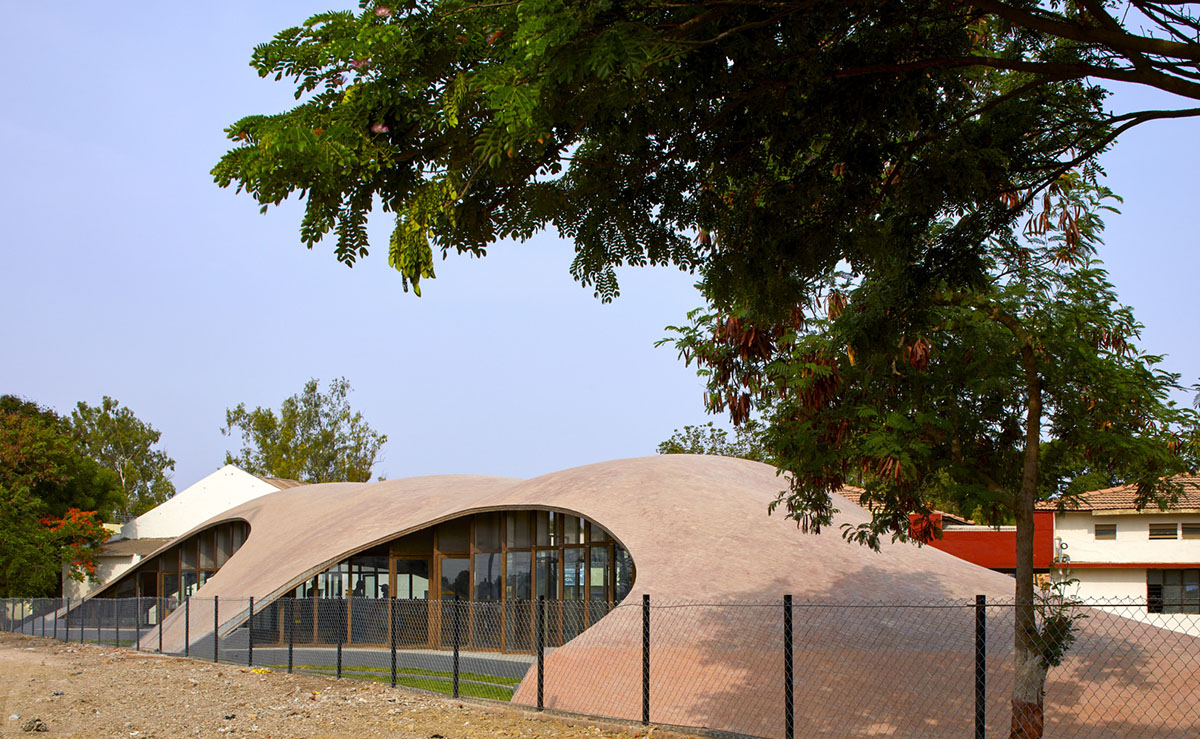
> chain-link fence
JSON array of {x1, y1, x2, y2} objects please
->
[{"x1": 3, "y1": 595, "x2": 1198, "y2": 737}]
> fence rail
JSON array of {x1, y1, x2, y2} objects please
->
[{"x1": 3, "y1": 594, "x2": 1197, "y2": 737}]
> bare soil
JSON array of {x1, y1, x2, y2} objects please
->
[{"x1": 0, "y1": 633, "x2": 698, "y2": 738}]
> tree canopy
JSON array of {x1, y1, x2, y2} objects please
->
[
  {"x1": 0, "y1": 396, "x2": 119, "y2": 597},
  {"x1": 657, "y1": 420, "x2": 769, "y2": 463},
  {"x1": 666, "y1": 175, "x2": 1199, "y2": 734},
  {"x1": 222, "y1": 377, "x2": 388, "y2": 483},
  {"x1": 71, "y1": 396, "x2": 176, "y2": 518},
  {"x1": 214, "y1": 1, "x2": 1198, "y2": 316}
]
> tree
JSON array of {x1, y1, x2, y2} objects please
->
[
  {"x1": 657, "y1": 420, "x2": 769, "y2": 463},
  {"x1": 665, "y1": 175, "x2": 1200, "y2": 736},
  {"x1": 0, "y1": 396, "x2": 121, "y2": 596},
  {"x1": 212, "y1": 2, "x2": 1200, "y2": 316},
  {"x1": 71, "y1": 396, "x2": 176, "y2": 518},
  {"x1": 222, "y1": 377, "x2": 387, "y2": 483}
]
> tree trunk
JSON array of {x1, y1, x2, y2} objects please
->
[{"x1": 1011, "y1": 342, "x2": 1044, "y2": 739}]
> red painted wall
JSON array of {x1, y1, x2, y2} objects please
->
[{"x1": 909, "y1": 511, "x2": 1055, "y2": 570}]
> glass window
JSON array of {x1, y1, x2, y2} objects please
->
[
  {"x1": 474, "y1": 553, "x2": 501, "y2": 601},
  {"x1": 199, "y1": 531, "x2": 215, "y2": 569},
  {"x1": 536, "y1": 511, "x2": 558, "y2": 547},
  {"x1": 536, "y1": 550, "x2": 559, "y2": 600},
  {"x1": 182, "y1": 571, "x2": 198, "y2": 599},
  {"x1": 180, "y1": 540, "x2": 197, "y2": 570},
  {"x1": 440, "y1": 557, "x2": 470, "y2": 600},
  {"x1": 394, "y1": 527, "x2": 433, "y2": 555},
  {"x1": 1150, "y1": 523, "x2": 1178, "y2": 540},
  {"x1": 505, "y1": 552, "x2": 531, "y2": 600},
  {"x1": 1094, "y1": 524, "x2": 1116, "y2": 540},
  {"x1": 230, "y1": 522, "x2": 246, "y2": 553},
  {"x1": 589, "y1": 523, "x2": 610, "y2": 543},
  {"x1": 506, "y1": 512, "x2": 532, "y2": 549},
  {"x1": 589, "y1": 547, "x2": 610, "y2": 602},
  {"x1": 1182, "y1": 523, "x2": 1200, "y2": 540},
  {"x1": 215, "y1": 527, "x2": 231, "y2": 567},
  {"x1": 437, "y1": 518, "x2": 470, "y2": 552},
  {"x1": 1148, "y1": 569, "x2": 1200, "y2": 614},
  {"x1": 395, "y1": 559, "x2": 429, "y2": 600},
  {"x1": 474, "y1": 512, "x2": 501, "y2": 551},
  {"x1": 615, "y1": 545, "x2": 634, "y2": 603},
  {"x1": 563, "y1": 548, "x2": 585, "y2": 600},
  {"x1": 563, "y1": 516, "x2": 583, "y2": 545},
  {"x1": 162, "y1": 573, "x2": 179, "y2": 603}
]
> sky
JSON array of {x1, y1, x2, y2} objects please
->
[{"x1": 1, "y1": 3, "x2": 1197, "y2": 491}]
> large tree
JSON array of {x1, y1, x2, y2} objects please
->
[
  {"x1": 71, "y1": 396, "x2": 176, "y2": 518},
  {"x1": 0, "y1": 397, "x2": 120, "y2": 597},
  {"x1": 666, "y1": 176, "x2": 1199, "y2": 735},
  {"x1": 222, "y1": 377, "x2": 388, "y2": 483}
]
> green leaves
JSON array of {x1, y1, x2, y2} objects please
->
[
  {"x1": 222, "y1": 377, "x2": 387, "y2": 484},
  {"x1": 70, "y1": 396, "x2": 176, "y2": 518}
]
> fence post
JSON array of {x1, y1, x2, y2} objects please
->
[
  {"x1": 452, "y1": 596, "x2": 461, "y2": 699},
  {"x1": 537, "y1": 595, "x2": 545, "y2": 711},
  {"x1": 389, "y1": 597, "x2": 397, "y2": 688},
  {"x1": 114, "y1": 599, "x2": 120, "y2": 647},
  {"x1": 337, "y1": 639, "x2": 343, "y2": 680},
  {"x1": 22, "y1": 600, "x2": 26, "y2": 634},
  {"x1": 642, "y1": 593, "x2": 650, "y2": 726},
  {"x1": 95, "y1": 602, "x2": 100, "y2": 645},
  {"x1": 975, "y1": 594, "x2": 986, "y2": 739},
  {"x1": 784, "y1": 594, "x2": 794, "y2": 739},
  {"x1": 54, "y1": 600, "x2": 59, "y2": 641},
  {"x1": 41, "y1": 600, "x2": 45, "y2": 637},
  {"x1": 247, "y1": 597, "x2": 254, "y2": 667},
  {"x1": 287, "y1": 599, "x2": 294, "y2": 674},
  {"x1": 213, "y1": 596, "x2": 220, "y2": 664},
  {"x1": 135, "y1": 597, "x2": 141, "y2": 651},
  {"x1": 184, "y1": 598, "x2": 190, "y2": 658},
  {"x1": 157, "y1": 598, "x2": 163, "y2": 653},
  {"x1": 62, "y1": 599, "x2": 68, "y2": 641}
]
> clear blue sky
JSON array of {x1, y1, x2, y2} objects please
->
[{"x1": 2, "y1": 3, "x2": 1197, "y2": 490}]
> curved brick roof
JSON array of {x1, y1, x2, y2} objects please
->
[{"x1": 143, "y1": 456, "x2": 1196, "y2": 736}]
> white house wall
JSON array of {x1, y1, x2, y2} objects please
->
[
  {"x1": 1056, "y1": 510, "x2": 1200, "y2": 565},
  {"x1": 120, "y1": 465, "x2": 278, "y2": 540}
]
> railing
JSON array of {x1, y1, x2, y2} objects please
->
[{"x1": 4, "y1": 595, "x2": 1198, "y2": 737}]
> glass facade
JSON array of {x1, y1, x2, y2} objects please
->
[{"x1": 285, "y1": 509, "x2": 634, "y2": 652}]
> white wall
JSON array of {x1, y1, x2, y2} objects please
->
[
  {"x1": 120, "y1": 465, "x2": 277, "y2": 540},
  {"x1": 1056, "y1": 510, "x2": 1200, "y2": 565},
  {"x1": 62, "y1": 554, "x2": 137, "y2": 601}
]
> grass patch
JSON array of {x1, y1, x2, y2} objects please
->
[{"x1": 262, "y1": 663, "x2": 518, "y2": 701}]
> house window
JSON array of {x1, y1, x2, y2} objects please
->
[
  {"x1": 1094, "y1": 524, "x2": 1116, "y2": 540},
  {"x1": 1182, "y1": 523, "x2": 1200, "y2": 540},
  {"x1": 1148, "y1": 569, "x2": 1200, "y2": 614},
  {"x1": 1150, "y1": 523, "x2": 1178, "y2": 540}
]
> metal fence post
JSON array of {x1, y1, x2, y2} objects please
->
[
  {"x1": 537, "y1": 595, "x2": 545, "y2": 711},
  {"x1": 389, "y1": 597, "x2": 397, "y2": 689},
  {"x1": 135, "y1": 597, "x2": 141, "y2": 651},
  {"x1": 184, "y1": 598, "x2": 190, "y2": 658},
  {"x1": 157, "y1": 598, "x2": 163, "y2": 653},
  {"x1": 54, "y1": 600, "x2": 59, "y2": 641},
  {"x1": 247, "y1": 597, "x2": 254, "y2": 667},
  {"x1": 452, "y1": 596, "x2": 461, "y2": 699},
  {"x1": 975, "y1": 594, "x2": 987, "y2": 739},
  {"x1": 784, "y1": 594, "x2": 794, "y2": 739},
  {"x1": 95, "y1": 602, "x2": 100, "y2": 645},
  {"x1": 213, "y1": 596, "x2": 220, "y2": 663},
  {"x1": 337, "y1": 639, "x2": 343, "y2": 680},
  {"x1": 40, "y1": 600, "x2": 45, "y2": 637},
  {"x1": 642, "y1": 593, "x2": 650, "y2": 726},
  {"x1": 114, "y1": 599, "x2": 120, "y2": 647},
  {"x1": 287, "y1": 599, "x2": 294, "y2": 674}
]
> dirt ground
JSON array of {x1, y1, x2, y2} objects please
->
[{"x1": 0, "y1": 633, "x2": 700, "y2": 738}]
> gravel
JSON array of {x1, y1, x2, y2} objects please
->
[{"x1": 0, "y1": 633, "x2": 697, "y2": 738}]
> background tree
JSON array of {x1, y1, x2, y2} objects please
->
[
  {"x1": 0, "y1": 396, "x2": 121, "y2": 596},
  {"x1": 666, "y1": 175, "x2": 1200, "y2": 736},
  {"x1": 657, "y1": 420, "x2": 769, "y2": 463},
  {"x1": 71, "y1": 396, "x2": 176, "y2": 518},
  {"x1": 222, "y1": 377, "x2": 387, "y2": 483}
]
